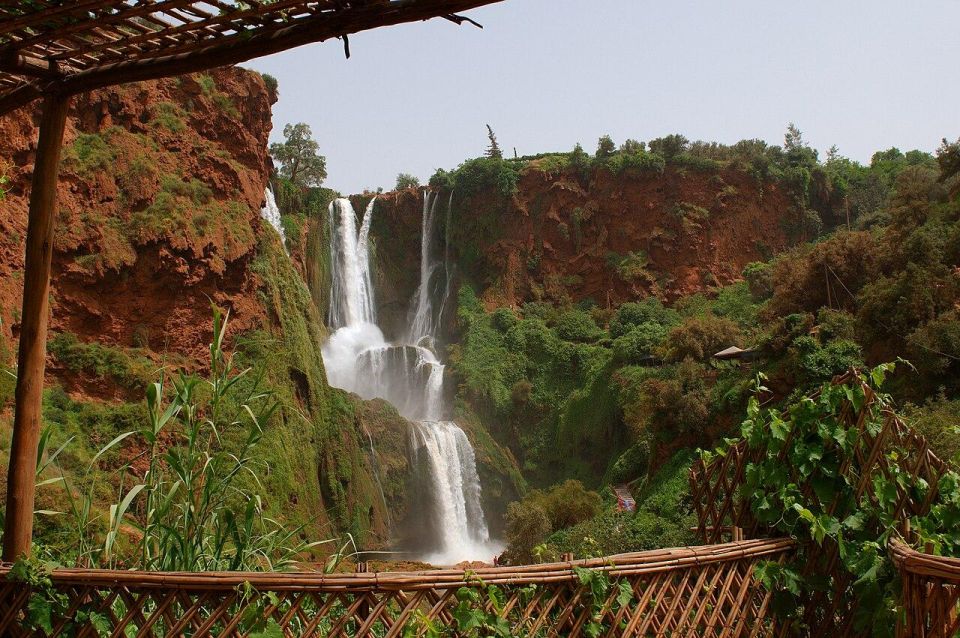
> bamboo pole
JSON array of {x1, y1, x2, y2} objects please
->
[{"x1": 2, "y1": 89, "x2": 70, "y2": 563}]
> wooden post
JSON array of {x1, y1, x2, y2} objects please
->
[{"x1": 2, "y1": 90, "x2": 70, "y2": 563}]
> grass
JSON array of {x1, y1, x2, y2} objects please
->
[{"x1": 47, "y1": 332, "x2": 156, "y2": 391}]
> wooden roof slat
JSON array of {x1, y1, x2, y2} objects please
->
[
  {"x1": 0, "y1": 0, "x2": 504, "y2": 117},
  {"x1": 35, "y1": 0, "x2": 325, "y2": 63}
]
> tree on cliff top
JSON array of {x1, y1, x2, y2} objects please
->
[
  {"x1": 395, "y1": 173, "x2": 420, "y2": 190},
  {"x1": 485, "y1": 124, "x2": 503, "y2": 159},
  {"x1": 270, "y1": 123, "x2": 327, "y2": 188}
]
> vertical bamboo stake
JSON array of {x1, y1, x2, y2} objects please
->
[{"x1": 2, "y1": 90, "x2": 70, "y2": 563}]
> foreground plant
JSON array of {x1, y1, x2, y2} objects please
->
[
  {"x1": 32, "y1": 306, "x2": 323, "y2": 571},
  {"x1": 709, "y1": 363, "x2": 960, "y2": 637}
]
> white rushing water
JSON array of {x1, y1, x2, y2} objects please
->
[
  {"x1": 320, "y1": 195, "x2": 498, "y2": 565},
  {"x1": 261, "y1": 187, "x2": 288, "y2": 252}
]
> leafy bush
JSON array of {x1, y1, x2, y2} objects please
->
[
  {"x1": 663, "y1": 314, "x2": 741, "y2": 361},
  {"x1": 612, "y1": 323, "x2": 667, "y2": 365},
  {"x1": 595, "y1": 135, "x2": 616, "y2": 159},
  {"x1": 151, "y1": 102, "x2": 186, "y2": 132},
  {"x1": 450, "y1": 157, "x2": 519, "y2": 198},
  {"x1": 65, "y1": 133, "x2": 114, "y2": 176},
  {"x1": 554, "y1": 308, "x2": 603, "y2": 343},
  {"x1": 260, "y1": 73, "x2": 278, "y2": 95},
  {"x1": 791, "y1": 336, "x2": 864, "y2": 382},
  {"x1": 608, "y1": 298, "x2": 679, "y2": 338},
  {"x1": 648, "y1": 134, "x2": 689, "y2": 161},
  {"x1": 546, "y1": 451, "x2": 696, "y2": 557},
  {"x1": 48, "y1": 332, "x2": 154, "y2": 390},
  {"x1": 607, "y1": 439, "x2": 651, "y2": 484},
  {"x1": 503, "y1": 500, "x2": 551, "y2": 564},
  {"x1": 490, "y1": 307, "x2": 518, "y2": 333},
  {"x1": 606, "y1": 150, "x2": 665, "y2": 174},
  {"x1": 724, "y1": 365, "x2": 960, "y2": 635},
  {"x1": 743, "y1": 261, "x2": 773, "y2": 300},
  {"x1": 503, "y1": 480, "x2": 601, "y2": 563}
]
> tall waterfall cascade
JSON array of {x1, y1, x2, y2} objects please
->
[
  {"x1": 320, "y1": 194, "x2": 497, "y2": 565},
  {"x1": 261, "y1": 187, "x2": 288, "y2": 252}
]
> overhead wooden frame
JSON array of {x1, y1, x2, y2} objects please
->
[
  {"x1": 0, "y1": 0, "x2": 503, "y2": 563},
  {"x1": 0, "y1": 0, "x2": 502, "y2": 116}
]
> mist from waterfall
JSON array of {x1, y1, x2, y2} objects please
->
[
  {"x1": 261, "y1": 187, "x2": 288, "y2": 252},
  {"x1": 320, "y1": 194, "x2": 497, "y2": 565}
]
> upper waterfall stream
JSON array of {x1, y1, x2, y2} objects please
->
[{"x1": 320, "y1": 194, "x2": 499, "y2": 565}]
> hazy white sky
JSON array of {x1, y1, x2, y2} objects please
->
[{"x1": 244, "y1": 0, "x2": 959, "y2": 195}]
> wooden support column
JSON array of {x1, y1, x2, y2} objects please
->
[{"x1": 2, "y1": 90, "x2": 70, "y2": 563}]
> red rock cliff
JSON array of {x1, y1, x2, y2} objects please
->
[{"x1": 0, "y1": 67, "x2": 275, "y2": 376}]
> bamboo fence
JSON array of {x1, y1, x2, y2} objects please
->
[
  {"x1": 0, "y1": 538, "x2": 793, "y2": 637},
  {"x1": 689, "y1": 371, "x2": 955, "y2": 636},
  {"x1": 892, "y1": 538, "x2": 960, "y2": 638}
]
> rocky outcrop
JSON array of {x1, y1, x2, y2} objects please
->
[{"x1": 0, "y1": 68, "x2": 273, "y2": 368}]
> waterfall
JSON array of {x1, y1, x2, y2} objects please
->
[
  {"x1": 437, "y1": 190, "x2": 455, "y2": 332},
  {"x1": 261, "y1": 187, "x2": 288, "y2": 252},
  {"x1": 407, "y1": 191, "x2": 440, "y2": 345},
  {"x1": 320, "y1": 194, "x2": 496, "y2": 565},
  {"x1": 327, "y1": 198, "x2": 377, "y2": 329}
]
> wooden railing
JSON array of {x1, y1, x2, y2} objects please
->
[
  {"x1": 0, "y1": 539, "x2": 794, "y2": 637},
  {"x1": 892, "y1": 538, "x2": 960, "y2": 638}
]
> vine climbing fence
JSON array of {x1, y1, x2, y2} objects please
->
[
  {"x1": 0, "y1": 539, "x2": 793, "y2": 637},
  {"x1": 689, "y1": 370, "x2": 959, "y2": 637}
]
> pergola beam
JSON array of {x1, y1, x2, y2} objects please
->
[
  {"x1": 0, "y1": 0, "x2": 503, "y2": 117},
  {"x1": 2, "y1": 90, "x2": 71, "y2": 563}
]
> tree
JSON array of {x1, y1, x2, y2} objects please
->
[
  {"x1": 620, "y1": 139, "x2": 645, "y2": 154},
  {"x1": 648, "y1": 134, "x2": 689, "y2": 160},
  {"x1": 269, "y1": 123, "x2": 327, "y2": 188},
  {"x1": 395, "y1": 173, "x2": 420, "y2": 190},
  {"x1": 938, "y1": 137, "x2": 960, "y2": 198},
  {"x1": 485, "y1": 124, "x2": 503, "y2": 159},
  {"x1": 595, "y1": 135, "x2": 616, "y2": 158}
]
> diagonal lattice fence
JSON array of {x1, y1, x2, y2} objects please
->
[
  {"x1": 0, "y1": 539, "x2": 793, "y2": 637},
  {"x1": 689, "y1": 371, "x2": 955, "y2": 635}
]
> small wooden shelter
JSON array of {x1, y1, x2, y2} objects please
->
[{"x1": 0, "y1": 0, "x2": 502, "y2": 563}]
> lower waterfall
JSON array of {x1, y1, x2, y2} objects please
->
[{"x1": 320, "y1": 194, "x2": 499, "y2": 565}]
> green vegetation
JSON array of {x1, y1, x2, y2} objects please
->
[
  {"x1": 725, "y1": 366, "x2": 960, "y2": 636},
  {"x1": 270, "y1": 122, "x2": 327, "y2": 188},
  {"x1": 151, "y1": 101, "x2": 186, "y2": 132},
  {"x1": 30, "y1": 309, "x2": 319, "y2": 571},
  {"x1": 48, "y1": 332, "x2": 156, "y2": 391},
  {"x1": 395, "y1": 172, "x2": 420, "y2": 190}
]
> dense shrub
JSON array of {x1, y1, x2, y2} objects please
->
[
  {"x1": 503, "y1": 500, "x2": 551, "y2": 564},
  {"x1": 790, "y1": 336, "x2": 864, "y2": 382},
  {"x1": 554, "y1": 309, "x2": 604, "y2": 343},
  {"x1": 606, "y1": 150, "x2": 665, "y2": 175},
  {"x1": 503, "y1": 480, "x2": 601, "y2": 563},
  {"x1": 743, "y1": 261, "x2": 773, "y2": 300},
  {"x1": 612, "y1": 323, "x2": 667, "y2": 365},
  {"x1": 663, "y1": 314, "x2": 741, "y2": 361},
  {"x1": 546, "y1": 451, "x2": 696, "y2": 558},
  {"x1": 608, "y1": 298, "x2": 679, "y2": 338},
  {"x1": 490, "y1": 307, "x2": 518, "y2": 333}
]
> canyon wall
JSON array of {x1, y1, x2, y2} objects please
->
[{"x1": 0, "y1": 68, "x2": 410, "y2": 549}]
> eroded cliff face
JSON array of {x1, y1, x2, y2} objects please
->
[
  {"x1": 0, "y1": 68, "x2": 273, "y2": 371},
  {"x1": 366, "y1": 163, "x2": 796, "y2": 323},
  {"x1": 0, "y1": 68, "x2": 412, "y2": 549}
]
